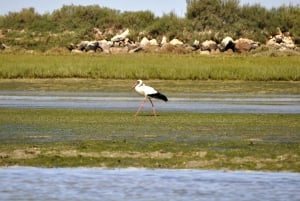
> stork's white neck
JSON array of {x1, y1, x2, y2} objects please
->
[{"x1": 136, "y1": 80, "x2": 143, "y2": 87}]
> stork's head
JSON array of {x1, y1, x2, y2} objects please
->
[{"x1": 132, "y1": 79, "x2": 143, "y2": 88}]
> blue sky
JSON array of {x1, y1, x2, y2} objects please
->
[{"x1": 0, "y1": 0, "x2": 299, "y2": 17}]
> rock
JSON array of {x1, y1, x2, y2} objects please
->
[
  {"x1": 274, "y1": 34, "x2": 283, "y2": 43},
  {"x1": 185, "y1": 44, "x2": 197, "y2": 52},
  {"x1": 87, "y1": 50, "x2": 96, "y2": 54},
  {"x1": 129, "y1": 46, "x2": 143, "y2": 53},
  {"x1": 201, "y1": 40, "x2": 217, "y2": 51},
  {"x1": 77, "y1": 41, "x2": 89, "y2": 51},
  {"x1": 281, "y1": 36, "x2": 296, "y2": 49},
  {"x1": 67, "y1": 43, "x2": 76, "y2": 51},
  {"x1": 107, "y1": 41, "x2": 114, "y2": 47},
  {"x1": 219, "y1": 36, "x2": 235, "y2": 52},
  {"x1": 124, "y1": 38, "x2": 134, "y2": 46},
  {"x1": 193, "y1": 40, "x2": 200, "y2": 49},
  {"x1": 199, "y1": 50, "x2": 210, "y2": 55},
  {"x1": 266, "y1": 33, "x2": 296, "y2": 50},
  {"x1": 234, "y1": 38, "x2": 259, "y2": 53},
  {"x1": 98, "y1": 40, "x2": 110, "y2": 53},
  {"x1": 71, "y1": 49, "x2": 83, "y2": 53},
  {"x1": 169, "y1": 38, "x2": 184, "y2": 46},
  {"x1": 140, "y1": 37, "x2": 150, "y2": 47},
  {"x1": 161, "y1": 36, "x2": 168, "y2": 46},
  {"x1": 75, "y1": 41, "x2": 99, "y2": 52},
  {"x1": 266, "y1": 38, "x2": 281, "y2": 49},
  {"x1": 85, "y1": 41, "x2": 99, "y2": 52},
  {"x1": 111, "y1": 29, "x2": 129, "y2": 43},
  {"x1": 149, "y1": 39, "x2": 159, "y2": 46}
]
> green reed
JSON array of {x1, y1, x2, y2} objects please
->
[{"x1": 0, "y1": 53, "x2": 299, "y2": 80}]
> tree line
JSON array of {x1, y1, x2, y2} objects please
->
[{"x1": 0, "y1": 0, "x2": 299, "y2": 51}]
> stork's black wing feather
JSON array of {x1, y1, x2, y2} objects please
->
[{"x1": 148, "y1": 92, "x2": 168, "y2": 102}]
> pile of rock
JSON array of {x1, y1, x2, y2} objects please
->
[
  {"x1": 234, "y1": 38, "x2": 260, "y2": 53},
  {"x1": 68, "y1": 29, "x2": 132, "y2": 53},
  {"x1": 68, "y1": 29, "x2": 191, "y2": 54},
  {"x1": 68, "y1": 28, "x2": 298, "y2": 54},
  {"x1": 193, "y1": 37, "x2": 260, "y2": 54},
  {"x1": 266, "y1": 31, "x2": 296, "y2": 50}
]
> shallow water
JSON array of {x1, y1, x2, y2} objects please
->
[
  {"x1": 0, "y1": 91, "x2": 300, "y2": 113},
  {"x1": 0, "y1": 167, "x2": 299, "y2": 201}
]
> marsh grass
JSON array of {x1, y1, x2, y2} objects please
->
[
  {"x1": 1, "y1": 52, "x2": 300, "y2": 171},
  {"x1": 0, "y1": 109, "x2": 299, "y2": 171},
  {"x1": 0, "y1": 78, "x2": 299, "y2": 94},
  {"x1": 0, "y1": 53, "x2": 299, "y2": 80}
]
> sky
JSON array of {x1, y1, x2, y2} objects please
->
[{"x1": 0, "y1": 0, "x2": 299, "y2": 17}]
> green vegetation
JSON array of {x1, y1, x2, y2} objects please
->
[
  {"x1": 0, "y1": 53, "x2": 300, "y2": 81},
  {"x1": 0, "y1": 109, "x2": 299, "y2": 171},
  {"x1": 1, "y1": 1, "x2": 300, "y2": 172},
  {"x1": 0, "y1": 1, "x2": 299, "y2": 51},
  {"x1": 186, "y1": 0, "x2": 300, "y2": 43},
  {"x1": 0, "y1": 79, "x2": 299, "y2": 95}
]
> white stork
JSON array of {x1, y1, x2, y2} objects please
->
[{"x1": 132, "y1": 79, "x2": 168, "y2": 116}]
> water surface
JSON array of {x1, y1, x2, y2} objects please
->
[
  {"x1": 0, "y1": 91, "x2": 299, "y2": 113},
  {"x1": 0, "y1": 167, "x2": 299, "y2": 201}
]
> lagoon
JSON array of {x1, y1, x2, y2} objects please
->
[
  {"x1": 0, "y1": 91, "x2": 300, "y2": 113},
  {"x1": 0, "y1": 167, "x2": 299, "y2": 201}
]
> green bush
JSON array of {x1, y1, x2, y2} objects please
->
[{"x1": 0, "y1": 2, "x2": 299, "y2": 50}]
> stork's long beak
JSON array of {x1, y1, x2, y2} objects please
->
[{"x1": 132, "y1": 82, "x2": 137, "y2": 89}]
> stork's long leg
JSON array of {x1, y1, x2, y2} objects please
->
[
  {"x1": 135, "y1": 98, "x2": 147, "y2": 116},
  {"x1": 148, "y1": 98, "x2": 157, "y2": 116},
  {"x1": 135, "y1": 97, "x2": 157, "y2": 116}
]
